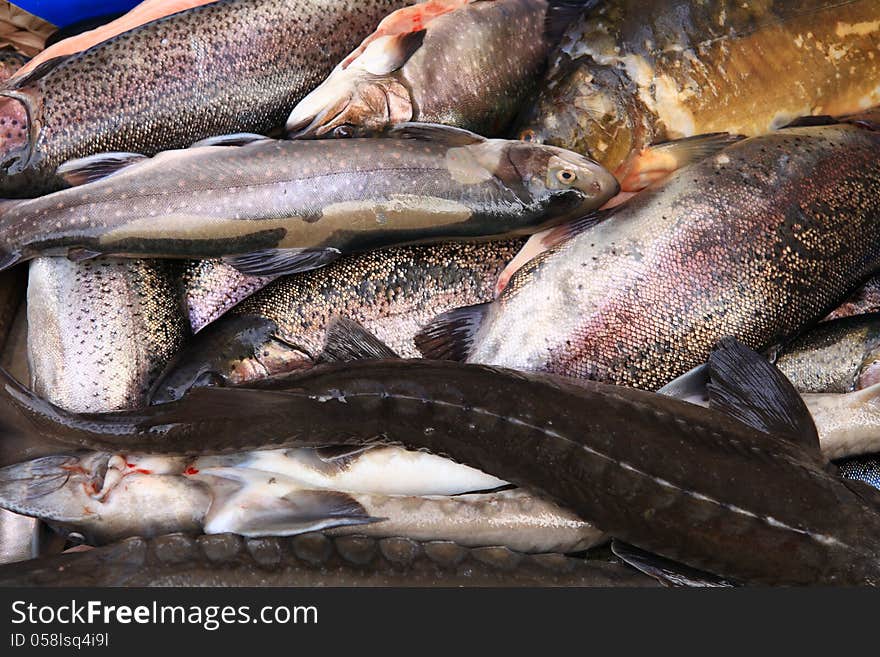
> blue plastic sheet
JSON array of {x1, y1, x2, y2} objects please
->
[{"x1": 11, "y1": 1, "x2": 142, "y2": 28}]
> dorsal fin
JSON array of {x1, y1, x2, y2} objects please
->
[
  {"x1": 707, "y1": 337, "x2": 822, "y2": 456},
  {"x1": 56, "y1": 152, "x2": 148, "y2": 186},
  {"x1": 388, "y1": 122, "x2": 485, "y2": 146},
  {"x1": 189, "y1": 133, "x2": 272, "y2": 149},
  {"x1": 657, "y1": 363, "x2": 710, "y2": 406},
  {"x1": 318, "y1": 317, "x2": 399, "y2": 363},
  {"x1": 414, "y1": 302, "x2": 489, "y2": 361}
]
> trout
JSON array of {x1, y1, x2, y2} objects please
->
[
  {"x1": 0, "y1": 0, "x2": 413, "y2": 196},
  {"x1": 0, "y1": 125, "x2": 617, "y2": 275},
  {"x1": 417, "y1": 124, "x2": 880, "y2": 389},
  {"x1": 288, "y1": 0, "x2": 583, "y2": 138},
  {"x1": 152, "y1": 240, "x2": 522, "y2": 402}
]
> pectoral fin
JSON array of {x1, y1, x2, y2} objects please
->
[
  {"x1": 414, "y1": 302, "x2": 490, "y2": 361},
  {"x1": 224, "y1": 247, "x2": 342, "y2": 277},
  {"x1": 57, "y1": 152, "x2": 148, "y2": 186},
  {"x1": 318, "y1": 317, "x2": 400, "y2": 363},
  {"x1": 204, "y1": 485, "x2": 380, "y2": 538}
]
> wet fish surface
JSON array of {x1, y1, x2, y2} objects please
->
[
  {"x1": 518, "y1": 0, "x2": 880, "y2": 188},
  {"x1": 152, "y1": 239, "x2": 522, "y2": 402},
  {"x1": 174, "y1": 259, "x2": 276, "y2": 334},
  {"x1": 0, "y1": 532, "x2": 654, "y2": 587},
  {"x1": 0, "y1": 447, "x2": 601, "y2": 552},
  {"x1": 27, "y1": 257, "x2": 190, "y2": 412},
  {"x1": 0, "y1": 125, "x2": 616, "y2": 275},
  {"x1": 417, "y1": 125, "x2": 880, "y2": 389},
  {"x1": 288, "y1": 0, "x2": 577, "y2": 138},
  {"x1": 0, "y1": 0, "x2": 413, "y2": 197},
  {"x1": 776, "y1": 313, "x2": 880, "y2": 393},
  {"x1": 4, "y1": 341, "x2": 880, "y2": 584}
]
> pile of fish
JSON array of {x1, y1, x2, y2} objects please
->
[{"x1": 0, "y1": 0, "x2": 878, "y2": 587}]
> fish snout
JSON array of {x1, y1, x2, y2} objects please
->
[{"x1": 287, "y1": 73, "x2": 411, "y2": 139}]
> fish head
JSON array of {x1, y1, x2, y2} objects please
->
[
  {"x1": 287, "y1": 30, "x2": 424, "y2": 139},
  {"x1": 500, "y1": 140, "x2": 619, "y2": 222},
  {"x1": 0, "y1": 452, "x2": 202, "y2": 544},
  {"x1": 514, "y1": 63, "x2": 639, "y2": 176},
  {"x1": 150, "y1": 315, "x2": 315, "y2": 404}
]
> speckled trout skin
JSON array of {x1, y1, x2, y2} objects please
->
[
  {"x1": 288, "y1": 0, "x2": 557, "y2": 138},
  {"x1": 0, "y1": 532, "x2": 654, "y2": 587},
  {"x1": 175, "y1": 259, "x2": 276, "y2": 334},
  {"x1": 454, "y1": 125, "x2": 880, "y2": 390},
  {"x1": 152, "y1": 240, "x2": 522, "y2": 403},
  {"x1": 776, "y1": 313, "x2": 880, "y2": 393},
  {"x1": 0, "y1": 0, "x2": 413, "y2": 197},
  {"x1": 517, "y1": 0, "x2": 880, "y2": 185},
  {"x1": 0, "y1": 129, "x2": 617, "y2": 273},
  {"x1": 26, "y1": 257, "x2": 190, "y2": 412},
  {"x1": 3, "y1": 356, "x2": 880, "y2": 585}
]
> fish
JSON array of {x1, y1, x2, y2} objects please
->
[
  {"x1": 416, "y1": 124, "x2": 880, "y2": 389},
  {"x1": 0, "y1": 263, "x2": 35, "y2": 564},
  {"x1": 151, "y1": 239, "x2": 522, "y2": 402},
  {"x1": 287, "y1": 0, "x2": 584, "y2": 138},
  {"x1": 516, "y1": 0, "x2": 880, "y2": 192},
  {"x1": 801, "y1": 385, "x2": 880, "y2": 459},
  {"x1": 2, "y1": 339, "x2": 879, "y2": 584},
  {"x1": 775, "y1": 313, "x2": 880, "y2": 393},
  {"x1": 174, "y1": 259, "x2": 276, "y2": 334},
  {"x1": 838, "y1": 454, "x2": 880, "y2": 491},
  {"x1": 0, "y1": 447, "x2": 601, "y2": 553},
  {"x1": 10, "y1": 0, "x2": 216, "y2": 81},
  {"x1": 27, "y1": 257, "x2": 190, "y2": 412},
  {"x1": 0, "y1": 532, "x2": 655, "y2": 587},
  {"x1": 0, "y1": 124, "x2": 617, "y2": 275},
  {"x1": 824, "y1": 276, "x2": 880, "y2": 321},
  {"x1": 0, "y1": 0, "x2": 413, "y2": 197}
]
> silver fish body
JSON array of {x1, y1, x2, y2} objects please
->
[
  {"x1": 27, "y1": 257, "x2": 190, "y2": 412},
  {"x1": 0, "y1": 128, "x2": 617, "y2": 275},
  {"x1": 426, "y1": 125, "x2": 880, "y2": 389},
  {"x1": 776, "y1": 313, "x2": 880, "y2": 393},
  {"x1": 0, "y1": 447, "x2": 601, "y2": 553}
]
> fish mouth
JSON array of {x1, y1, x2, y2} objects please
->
[
  {"x1": 0, "y1": 92, "x2": 33, "y2": 174},
  {"x1": 287, "y1": 74, "x2": 412, "y2": 139}
]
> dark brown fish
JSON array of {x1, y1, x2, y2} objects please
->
[
  {"x1": 0, "y1": 0, "x2": 412, "y2": 197},
  {"x1": 417, "y1": 124, "x2": 880, "y2": 390},
  {"x1": 152, "y1": 240, "x2": 522, "y2": 403},
  {"x1": 0, "y1": 532, "x2": 654, "y2": 587},
  {"x1": 2, "y1": 340, "x2": 879, "y2": 584}
]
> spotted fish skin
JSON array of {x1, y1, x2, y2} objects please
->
[
  {"x1": 0, "y1": 132, "x2": 616, "y2": 272},
  {"x1": 27, "y1": 258, "x2": 190, "y2": 413},
  {"x1": 459, "y1": 125, "x2": 880, "y2": 389},
  {"x1": 0, "y1": 532, "x2": 654, "y2": 587},
  {"x1": 152, "y1": 240, "x2": 522, "y2": 402},
  {"x1": 517, "y1": 0, "x2": 880, "y2": 178},
  {"x1": 0, "y1": 0, "x2": 412, "y2": 197}
]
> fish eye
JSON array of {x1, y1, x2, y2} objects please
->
[
  {"x1": 556, "y1": 169, "x2": 577, "y2": 184},
  {"x1": 520, "y1": 129, "x2": 537, "y2": 143},
  {"x1": 333, "y1": 124, "x2": 355, "y2": 139}
]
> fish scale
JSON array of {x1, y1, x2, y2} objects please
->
[
  {"x1": 456, "y1": 125, "x2": 880, "y2": 389},
  {"x1": 0, "y1": 0, "x2": 413, "y2": 197},
  {"x1": 0, "y1": 532, "x2": 655, "y2": 587}
]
